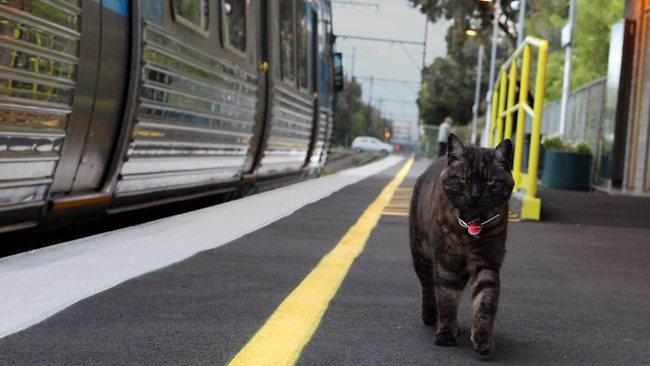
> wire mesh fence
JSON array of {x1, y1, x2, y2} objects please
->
[{"x1": 541, "y1": 77, "x2": 607, "y2": 153}]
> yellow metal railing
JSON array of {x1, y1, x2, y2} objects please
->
[{"x1": 488, "y1": 36, "x2": 549, "y2": 221}]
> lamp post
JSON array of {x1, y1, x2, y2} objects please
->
[
  {"x1": 515, "y1": 0, "x2": 527, "y2": 46},
  {"x1": 483, "y1": 0, "x2": 501, "y2": 147},
  {"x1": 470, "y1": 36, "x2": 485, "y2": 145},
  {"x1": 471, "y1": 44, "x2": 485, "y2": 145},
  {"x1": 558, "y1": 0, "x2": 577, "y2": 137}
]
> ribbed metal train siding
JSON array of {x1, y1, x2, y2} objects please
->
[
  {"x1": 115, "y1": 22, "x2": 258, "y2": 195},
  {"x1": 258, "y1": 86, "x2": 313, "y2": 176},
  {"x1": 308, "y1": 108, "x2": 330, "y2": 168},
  {"x1": 0, "y1": 0, "x2": 79, "y2": 210}
]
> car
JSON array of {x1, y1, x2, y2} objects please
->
[{"x1": 351, "y1": 137, "x2": 394, "y2": 154}]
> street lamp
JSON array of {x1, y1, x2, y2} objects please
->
[{"x1": 483, "y1": 0, "x2": 501, "y2": 147}]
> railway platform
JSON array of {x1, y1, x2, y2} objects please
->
[{"x1": 0, "y1": 156, "x2": 649, "y2": 365}]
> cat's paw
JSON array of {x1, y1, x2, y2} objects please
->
[
  {"x1": 434, "y1": 330, "x2": 458, "y2": 347},
  {"x1": 471, "y1": 329, "x2": 494, "y2": 355},
  {"x1": 421, "y1": 310, "x2": 436, "y2": 326}
]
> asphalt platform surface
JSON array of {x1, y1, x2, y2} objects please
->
[{"x1": 1, "y1": 159, "x2": 649, "y2": 365}]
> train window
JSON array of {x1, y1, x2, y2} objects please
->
[
  {"x1": 279, "y1": 0, "x2": 294, "y2": 81},
  {"x1": 297, "y1": 0, "x2": 308, "y2": 89},
  {"x1": 221, "y1": 0, "x2": 246, "y2": 53},
  {"x1": 173, "y1": 0, "x2": 209, "y2": 35}
]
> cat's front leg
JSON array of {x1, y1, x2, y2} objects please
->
[
  {"x1": 470, "y1": 268, "x2": 500, "y2": 355},
  {"x1": 433, "y1": 265, "x2": 462, "y2": 346}
]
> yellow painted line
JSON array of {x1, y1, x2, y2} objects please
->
[{"x1": 228, "y1": 158, "x2": 414, "y2": 366}]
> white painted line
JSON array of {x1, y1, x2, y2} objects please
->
[{"x1": 0, "y1": 155, "x2": 403, "y2": 339}]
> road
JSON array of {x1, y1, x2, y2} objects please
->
[{"x1": 0, "y1": 158, "x2": 649, "y2": 365}]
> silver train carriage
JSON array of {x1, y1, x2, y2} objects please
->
[{"x1": 0, "y1": 0, "x2": 343, "y2": 233}]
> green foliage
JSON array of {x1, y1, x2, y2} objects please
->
[
  {"x1": 410, "y1": 0, "x2": 624, "y2": 131},
  {"x1": 410, "y1": 0, "x2": 517, "y2": 128},
  {"x1": 574, "y1": 142, "x2": 592, "y2": 155},
  {"x1": 332, "y1": 78, "x2": 391, "y2": 146},
  {"x1": 543, "y1": 136, "x2": 570, "y2": 151},
  {"x1": 418, "y1": 57, "x2": 475, "y2": 125},
  {"x1": 527, "y1": 0, "x2": 624, "y2": 101},
  {"x1": 543, "y1": 137, "x2": 592, "y2": 154},
  {"x1": 409, "y1": 0, "x2": 520, "y2": 45},
  {"x1": 418, "y1": 32, "x2": 513, "y2": 126}
]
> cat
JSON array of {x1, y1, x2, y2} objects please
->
[{"x1": 409, "y1": 133, "x2": 514, "y2": 356}]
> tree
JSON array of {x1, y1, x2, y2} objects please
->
[
  {"x1": 412, "y1": 0, "x2": 624, "y2": 128},
  {"x1": 410, "y1": 0, "x2": 521, "y2": 46},
  {"x1": 411, "y1": 0, "x2": 517, "y2": 127},
  {"x1": 526, "y1": 0, "x2": 623, "y2": 101}
]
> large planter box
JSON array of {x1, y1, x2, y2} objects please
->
[{"x1": 541, "y1": 149, "x2": 592, "y2": 191}]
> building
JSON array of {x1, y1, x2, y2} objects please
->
[{"x1": 617, "y1": 0, "x2": 650, "y2": 193}]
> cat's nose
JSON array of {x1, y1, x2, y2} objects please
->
[{"x1": 470, "y1": 186, "x2": 481, "y2": 201}]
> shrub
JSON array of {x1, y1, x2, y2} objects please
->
[
  {"x1": 574, "y1": 142, "x2": 592, "y2": 155},
  {"x1": 542, "y1": 137, "x2": 593, "y2": 155},
  {"x1": 543, "y1": 137, "x2": 571, "y2": 151}
]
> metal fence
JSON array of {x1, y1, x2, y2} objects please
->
[{"x1": 541, "y1": 77, "x2": 607, "y2": 153}]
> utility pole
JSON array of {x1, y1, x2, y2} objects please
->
[
  {"x1": 516, "y1": 0, "x2": 526, "y2": 46},
  {"x1": 471, "y1": 44, "x2": 485, "y2": 145},
  {"x1": 421, "y1": 18, "x2": 429, "y2": 71},
  {"x1": 559, "y1": 0, "x2": 576, "y2": 137},
  {"x1": 483, "y1": 0, "x2": 501, "y2": 147},
  {"x1": 350, "y1": 47, "x2": 357, "y2": 79}
]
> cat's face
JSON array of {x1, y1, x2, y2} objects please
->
[{"x1": 441, "y1": 134, "x2": 515, "y2": 211}]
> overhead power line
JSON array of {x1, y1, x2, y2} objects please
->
[{"x1": 336, "y1": 34, "x2": 425, "y2": 47}]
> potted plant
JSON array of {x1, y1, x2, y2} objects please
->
[{"x1": 541, "y1": 137, "x2": 593, "y2": 191}]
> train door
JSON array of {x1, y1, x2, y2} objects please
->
[
  {"x1": 111, "y1": 0, "x2": 261, "y2": 203},
  {"x1": 0, "y1": 0, "x2": 128, "y2": 230},
  {"x1": 243, "y1": 0, "x2": 271, "y2": 176},
  {"x1": 49, "y1": 0, "x2": 130, "y2": 207},
  {"x1": 256, "y1": 0, "x2": 317, "y2": 176}
]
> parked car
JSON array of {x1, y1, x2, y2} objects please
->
[{"x1": 351, "y1": 137, "x2": 394, "y2": 154}]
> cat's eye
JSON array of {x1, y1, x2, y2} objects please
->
[
  {"x1": 458, "y1": 176, "x2": 467, "y2": 183},
  {"x1": 486, "y1": 179, "x2": 495, "y2": 186}
]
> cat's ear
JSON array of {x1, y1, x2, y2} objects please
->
[
  {"x1": 447, "y1": 134, "x2": 465, "y2": 164},
  {"x1": 494, "y1": 139, "x2": 513, "y2": 170}
]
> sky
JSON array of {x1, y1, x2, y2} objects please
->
[{"x1": 331, "y1": 0, "x2": 451, "y2": 123}]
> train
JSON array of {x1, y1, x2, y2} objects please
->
[{"x1": 0, "y1": 0, "x2": 343, "y2": 234}]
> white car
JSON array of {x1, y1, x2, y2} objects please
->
[{"x1": 351, "y1": 136, "x2": 394, "y2": 154}]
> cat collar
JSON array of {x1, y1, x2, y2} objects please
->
[{"x1": 456, "y1": 213, "x2": 501, "y2": 238}]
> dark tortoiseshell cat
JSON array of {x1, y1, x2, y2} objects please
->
[{"x1": 409, "y1": 134, "x2": 514, "y2": 355}]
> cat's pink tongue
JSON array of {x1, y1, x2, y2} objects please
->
[{"x1": 468, "y1": 223, "x2": 482, "y2": 236}]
